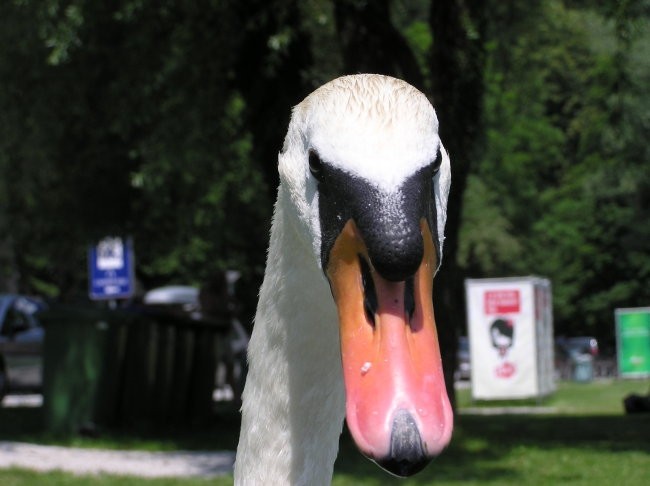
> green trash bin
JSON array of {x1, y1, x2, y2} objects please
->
[
  {"x1": 42, "y1": 305, "x2": 227, "y2": 433},
  {"x1": 41, "y1": 306, "x2": 117, "y2": 435},
  {"x1": 572, "y1": 354, "x2": 594, "y2": 383}
]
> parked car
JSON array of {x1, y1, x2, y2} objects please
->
[
  {"x1": 0, "y1": 295, "x2": 47, "y2": 399},
  {"x1": 142, "y1": 283, "x2": 249, "y2": 403},
  {"x1": 555, "y1": 336, "x2": 599, "y2": 380},
  {"x1": 556, "y1": 336, "x2": 599, "y2": 359},
  {"x1": 142, "y1": 285, "x2": 201, "y2": 317}
]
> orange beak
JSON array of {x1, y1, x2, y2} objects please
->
[{"x1": 326, "y1": 219, "x2": 453, "y2": 476}]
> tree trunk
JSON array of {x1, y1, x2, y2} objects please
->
[
  {"x1": 430, "y1": 0, "x2": 486, "y2": 408},
  {"x1": 333, "y1": 0, "x2": 425, "y2": 90}
]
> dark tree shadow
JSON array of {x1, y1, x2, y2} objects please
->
[{"x1": 333, "y1": 414, "x2": 650, "y2": 484}]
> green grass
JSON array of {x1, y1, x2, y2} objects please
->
[
  {"x1": 456, "y1": 378, "x2": 647, "y2": 414},
  {"x1": 0, "y1": 469, "x2": 225, "y2": 486},
  {"x1": 1, "y1": 379, "x2": 649, "y2": 485},
  {"x1": 332, "y1": 413, "x2": 649, "y2": 485}
]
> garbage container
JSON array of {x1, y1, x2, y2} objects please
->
[
  {"x1": 41, "y1": 305, "x2": 228, "y2": 434},
  {"x1": 40, "y1": 306, "x2": 117, "y2": 435},
  {"x1": 572, "y1": 353, "x2": 594, "y2": 383}
]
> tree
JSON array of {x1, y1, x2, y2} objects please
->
[
  {"x1": 428, "y1": 0, "x2": 487, "y2": 402},
  {"x1": 0, "y1": 1, "x2": 273, "y2": 305},
  {"x1": 460, "y1": 0, "x2": 650, "y2": 349},
  {"x1": 3, "y1": 0, "x2": 646, "y2": 372}
]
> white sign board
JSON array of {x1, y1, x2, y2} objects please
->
[{"x1": 465, "y1": 276, "x2": 555, "y2": 400}]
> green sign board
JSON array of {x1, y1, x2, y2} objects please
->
[{"x1": 615, "y1": 308, "x2": 650, "y2": 377}]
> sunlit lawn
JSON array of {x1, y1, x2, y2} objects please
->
[{"x1": 1, "y1": 379, "x2": 648, "y2": 485}]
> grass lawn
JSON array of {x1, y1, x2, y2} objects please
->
[{"x1": 1, "y1": 379, "x2": 648, "y2": 485}]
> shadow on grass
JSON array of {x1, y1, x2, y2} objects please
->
[
  {"x1": 456, "y1": 414, "x2": 650, "y2": 451},
  {"x1": 0, "y1": 407, "x2": 44, "y2": 438},
  {"x1": 333, "y1": 414, "x2": 650, "y2": 485},
  {"x1": 0, "y1": 405, "x2": 242, "y2": 452},
  {"x1": 2, "y1": 405, "x2": 648, "y2": 484},
  {"x1": 334, "y1": 425, "x2": 516, "y2": 485}
]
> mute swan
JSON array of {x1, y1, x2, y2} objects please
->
[{"x1": 235, "y1": 74, "x2": 453, "y2": 485}]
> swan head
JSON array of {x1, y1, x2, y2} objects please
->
[{"x1": 279, "y1": 74, "x2": 453, "y2": 476}]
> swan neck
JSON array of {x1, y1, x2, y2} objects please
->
[{"x1": 235, "y1": 185, "x2": 345, "y2": 485}]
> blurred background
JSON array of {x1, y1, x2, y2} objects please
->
[
  {"x1": 1, "y1": 0, "x2": 648, "y2": 346},
  {"x1": 0, "y1": 0, "x2": 649, "y2": 483}
]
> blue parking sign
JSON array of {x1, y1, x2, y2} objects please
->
[{"x1": 88, "y1": 236, "x2": 135, "y2": 300}]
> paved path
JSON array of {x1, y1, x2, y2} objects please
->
[{"x1": 0, "y1": 441, "x2": 235, "y2": 478}]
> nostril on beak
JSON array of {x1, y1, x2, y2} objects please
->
[
  {"x1": 404, "y1": 276, "x2": 415, "y2": 321},
  {"x1": 360, "y1": 255, "x2": 416, "y2": 325},
  {"x1": 359, "y1": 255, "x2": 377, "y2": 326}
]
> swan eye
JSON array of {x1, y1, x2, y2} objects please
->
[
  {"x1": 309, "y1": 150, "x2": 324, "y2": 179},
  {"x1": 431, "y1": 147, "x2": 442, "y2": 174}
]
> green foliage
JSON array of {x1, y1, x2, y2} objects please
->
[
  {"x1": 458, "y1": 175, "x2": 522, "y2": 275},
  {"x1": 462, "y1": 0, "x2": 650, "y2": 343},
  {"x1": 0, "y1": 0, "x2": 272, "y2": 302},
  {"x1": 0, "y1": 0, "x2": 648, "y2": 345}
]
